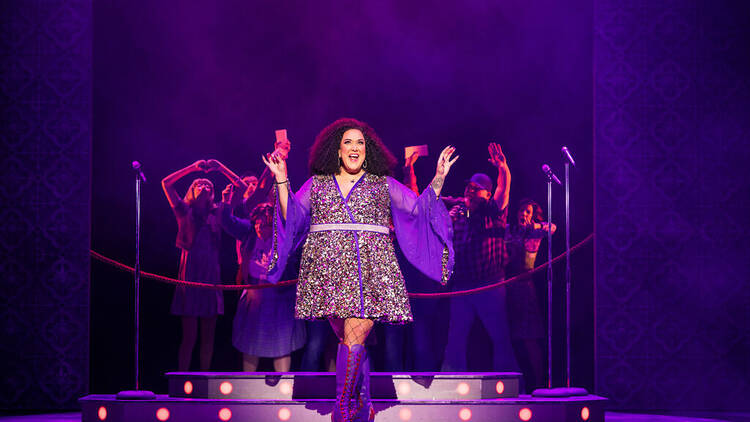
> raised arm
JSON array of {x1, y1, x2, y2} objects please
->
[
  {"x1": 242, "y1": 166, "x2": 275, "y2": 214},
  {"x1": 261, "y1": 151, "x2": 289, "y2": 219},
  {"x1": 161, "y1": 160, "x2": 205, "y2": 209},
  {"x1": 218, "y1": 184, "x2": 253, "y2": 240},
  {"x1": 402, "y1": 152, "x2": 420, "y2": 194},
  {"x1": 429, "y1": 146, "x2": 459, "y2": 197},
  {"x1": 488, "y1": 143, "x2": 510, "y2": 210},
  {"x1": 254, "y1": 139, "x2": 290, "y2": 194}
]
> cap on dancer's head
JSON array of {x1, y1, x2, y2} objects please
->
[{"x1": 468, "y1": 173, "x2": 493, "y2": 192}]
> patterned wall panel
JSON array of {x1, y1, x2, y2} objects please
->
[
  {"x1": 595, "y1": 0, "x2": 750, "y2": 410},
  {"x1": 0, "y1": 0, "x2": 91, "y2": 410}
]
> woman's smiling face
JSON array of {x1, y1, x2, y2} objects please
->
[{"x1": 338, "y1": 128, "x2": 366, "y2": 174}]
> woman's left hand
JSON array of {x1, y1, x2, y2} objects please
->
[{"x1": 435, "y1": 145, "x2": 459, "y2": 178}]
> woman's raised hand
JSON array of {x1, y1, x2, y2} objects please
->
[
  {"x1": 261, "y1": 150, "x2": 288, "y2": 182},
  {"x1": 429, "y1": 146, "x2": 459, "y2": 197},
  {"x1": 435, "y1": 145, "x2": 459, "y2": 179},
  {"x1": 221, "y1": 183, "x2": 234, "y2": 204}
]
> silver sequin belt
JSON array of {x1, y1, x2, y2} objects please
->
[{"x1": 309, "y1": 223, "x2": 390, "y2": 235}]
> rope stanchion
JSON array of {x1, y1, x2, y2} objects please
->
[{"x1": 90, "y1": 233, "x2": 592, "y2": 297}]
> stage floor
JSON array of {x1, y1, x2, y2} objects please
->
[
  {"x1": 2, "y1": 411, "x2": 750, "y2": 422},
  {"x1": 5, "y1": 372, "x2": 747, "y2": 422},
  {"x1": 77, "y1": 371, "x2": 607, "y2": 421}
]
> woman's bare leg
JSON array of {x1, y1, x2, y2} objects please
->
[
  {"x1": 273, "y1": 355, "x2": 292, "y2": 372},
  {"x1": 199, "y1": 316, "x2": 217, "y2": 371},
  {"x1": 242, "y1": 354, "x2": 259, "y2": 372},
  {"x1": 178, "y1": 316, "x2": 198, "y2": 371},
  {"x1": 327, "y1": 353, "x2": 337, "y2": 371}
]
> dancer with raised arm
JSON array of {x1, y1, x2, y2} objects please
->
[
  {"x1": 229, "y1": 173, "x2": 258, "y2": 283},
  {"x1": 161, "y1": 159, "x2": 245, "y2": 372},
  {"x1": 262, "y1": 118, "x2": 457, "y2": 422},
  {"x1": 242, "y1": 134, "x2": 293, "y2": 215},
  {"x1": 441, "y1": 143, "x2": 519, "y2": 373}
]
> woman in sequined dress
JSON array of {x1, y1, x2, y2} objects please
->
[{"x1": 262, "y1": 118, "x2": 458, "y2": 422}]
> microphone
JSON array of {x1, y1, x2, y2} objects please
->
[
  {"x1": 561, "y1": 146, "x2": 576, "y2": 167},
  {"x1": 132, "y1": 161, "x2": 147, "y2": 183},
  {"x1": 542, "y1": 164, "x2": 561, "y2": 185}
]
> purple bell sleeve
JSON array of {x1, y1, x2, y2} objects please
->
[
  {"x1": 387, "y1": 176, "x2": 454, "y2": 284},
  {"x1": 267, "y1": 177, "x2": 312, "y2": 283}
]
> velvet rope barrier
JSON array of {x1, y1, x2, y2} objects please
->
[
  {"x1": 90, "y1": 250, "x2": 298, "y2": 290},
  {"x1": 90, "y1": 233, "x2": 592, "y2": 297}
]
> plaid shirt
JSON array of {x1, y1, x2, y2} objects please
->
[{"x1": 449, "y1": 198, "x2": 508, "y2": 289}]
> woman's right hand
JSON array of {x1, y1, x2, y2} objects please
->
[
  {"x1": 264, "y1": 150, "x2": 290, "y2": 220},
  {"x1": 221, "y1": 183, "x2": 234, "y2": 204},
  {"x1": 405, "y1": 151, "x2": 419, "y2": 168},
  {"x1": 261, "y1": 151, "x2": 287, "y2": 182}
]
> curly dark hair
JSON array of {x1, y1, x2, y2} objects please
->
[
  {"x1": 249, "y1": 202, "x2": 274, "y2": 225},
  {"x1": 518, "y1": 198, "x2": 544, "y2": 223},
  {"x1": 308, "y1": 118, "x2": 397, "y2": 176}
]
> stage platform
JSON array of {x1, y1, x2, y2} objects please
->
[{"x1": 79, "y1": 372, "x2": 607, "y2": 422}]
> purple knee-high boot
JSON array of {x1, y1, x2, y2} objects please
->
[
  {"x1": 351, "y1": 347, "x2": 375, "y2": 422},
  {"x1": 332, "y1": 343, "x2": 365, "y2": 422}
]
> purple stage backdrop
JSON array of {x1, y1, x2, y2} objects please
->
[
  {"x1": 0, "y1": 0, "x2": 92, "y2": 411},
  {"x1": 594, "y1": 0, "x2": 750, "y2": 411}
]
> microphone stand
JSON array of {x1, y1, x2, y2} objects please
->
[
  {"x1": 547, "y1": 172, "x2": 553, "y2": 389},
  {"x1": 558, "y1": 160, "x2": 588, "y2": 396},
  {"x1": 533, "y1": 167, "x2": 568, "y2": 397},
  {"x1": 117, "y1": 164, "x2": 155, "y2": 400}
]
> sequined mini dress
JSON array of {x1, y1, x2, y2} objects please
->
[{"x1": 269, "y1": 173, "x2": 455, "y2": 325}]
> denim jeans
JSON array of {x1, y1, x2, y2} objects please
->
[{"x1": 441, "y1": 287, "x2": 519, "y2": 372}]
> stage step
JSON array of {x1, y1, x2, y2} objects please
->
[
  {"x1": 80, "y1": 394, "x2": 608, "y2": 422},
  {"x1": 166, "y1": 371, "x2": 522, "y2": 400}
]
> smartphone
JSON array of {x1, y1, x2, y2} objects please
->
[{"x1": 275, "y1": 129, "x2": 288, "y2": 143}]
